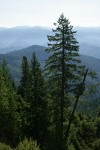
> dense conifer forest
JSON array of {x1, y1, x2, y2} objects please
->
[{"x1": 0, "y1": 14, "x2": 100, "y2": 150}]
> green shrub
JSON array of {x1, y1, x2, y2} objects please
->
[
  {"x1": 0, "y1": 142, "x2": 12, "y2": 150},
  {"x1": 68, "y1": 144, "x2": 75, "y2": 150},
  {"x1": 15, "y1": 138, "x2": 40, "y2": 150},
  {"x1": 93, "y1": 139, "x2": 100, "y2": 150}
]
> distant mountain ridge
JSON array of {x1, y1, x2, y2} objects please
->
[
  {"x1": 0, "y1": 26, "x2": 100, "y2": 59},
  {"x1": 0, "y1": 26, "x2": 51, "y2": 53}
]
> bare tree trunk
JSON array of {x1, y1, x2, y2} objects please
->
[{"x1": 65, "y1": 69, "x2": 88, "y2": 148}]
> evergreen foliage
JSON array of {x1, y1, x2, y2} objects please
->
[
  {"x1": 45, "y1": 13, "x2": 85, "y2": 150},
  {"x1": 18, "y1": 56, "x2": 30, "y2": 99},
  {"x1": 0, "y1": 142, "x2": 12, "y2": 150},
  {"x1": 15, "y1": 138, "x2": 40, "y2": 150},
  {"x1": 0, "y1": 14, "x2": 100, "y2": 150},
  {"x1": 29, "y1": 53, "x2": 49, "y2": 147},
  {"x1": 0, "y1": 62, "x2": 21, "y2": 146},
  {"x1": 18, "y1": 53, "x2": 49, "y2": 148}
]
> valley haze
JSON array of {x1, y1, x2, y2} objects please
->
[{"x1": 0, "y1": 26, "x2": 100, "y2": 59}]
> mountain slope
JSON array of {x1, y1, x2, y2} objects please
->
[
  {"x1": 75, "y1": 27, "x2": 100, "y2": 47},
  {"x1": 0, "y1": 45, "x2": 100, "y2": 84},
  {"x1": 79, "y1": 44, "x2": 100, "y2": 59}
]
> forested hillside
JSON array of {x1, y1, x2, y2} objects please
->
[
  {"x1": 0, "y1": 14, "x2": 100, "y2": 150},
  {"x1": 0, "y1": 45, "x2": 100, "y2": 83}
]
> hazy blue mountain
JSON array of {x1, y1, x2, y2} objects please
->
[
  {"x1": 75, "y1": 27, "x2": 100, "y2": 47},
  {"x1": 75, "y1": 27, "x2": 100, "y2": 59},
  {"x1": 0, "y1": 26, "x2": 100, "y2": 59},
  {"x1": 79, "y1": 44, "x2": 100, "y2": 59},
  {"x1": 0, "y1": 45, "x2": 100, "y2": 84},
  {"x1": 0, "y1": 26, "x2": 52, "y2": 53}
]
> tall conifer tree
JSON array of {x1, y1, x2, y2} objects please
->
[
  {"x1": 30, "y1": 53, "x2": 49, "y2": 148},
  {"x1": 18, "y1": 56, "x2": 30, "y2": 100},
  {"x1": 45, "y1": 13, "x2": 85, "y2": 150},
  {"x1": 0, "y1": 62, "x2": 21, "y2": 146},
  {"x1": 17, "y1": 56, "x2": 32, "y2": 138},
  {"x1": 18, "y1": 53, "x2": 49, "y2": 148}
]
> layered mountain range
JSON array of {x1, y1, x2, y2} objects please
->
[
  {"x1": 0, "y1": 26, "x2": 100, "y2": 85},
  {"x1": 0, "y1": 26, "x2": 100, "y2": 59}
]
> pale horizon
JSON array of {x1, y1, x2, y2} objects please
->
[
  {"x1": 0, "y1": 0, "x2": 100, "y2": 28},
  {"x1": 0, "y1": 25, "x2": 100, "y2": 29}
]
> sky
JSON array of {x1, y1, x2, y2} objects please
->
[{"x1": 0, "y1": 0, "x2": 100, "y2": 28}]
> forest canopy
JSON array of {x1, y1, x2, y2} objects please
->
[{"x1": 0, "y1": 14, "x2": 100, "y2": 150}]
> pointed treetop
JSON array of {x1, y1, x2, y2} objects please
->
[{"x1": 53, "y1": 13, "x2": 72, "y2": 30}]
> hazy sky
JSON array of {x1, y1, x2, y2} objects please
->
[{"x1": 0, "y1": 0, "x2": 100, "y2": 27}]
